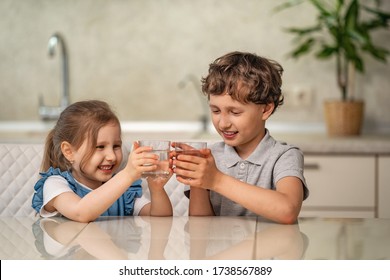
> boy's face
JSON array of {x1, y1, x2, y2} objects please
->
[{"x1": 209, "y1": 93, "x2": 271, "y2": 159}]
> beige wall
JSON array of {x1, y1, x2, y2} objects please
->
[{"x1": 1, "y1": 0, "x2": 389, "y2": 132}]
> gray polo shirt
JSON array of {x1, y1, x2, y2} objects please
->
[{"x1": 210, "y1": 130, "x2": 309, "y2": 216}]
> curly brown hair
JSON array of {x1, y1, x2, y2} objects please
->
[{"x1": 201, "y1": 51, "x2": 284, "y2": 114}]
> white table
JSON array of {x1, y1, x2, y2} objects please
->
[{"x1": 1, "y1": 216, "x2": 389, "y2": 260}]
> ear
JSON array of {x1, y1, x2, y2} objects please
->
[
  {"x1": 61, "y1": 141, "x2": 74, "y2": 162},
  {"x1": 261, "y1": 103, "x2": 275, "y2": 120}
]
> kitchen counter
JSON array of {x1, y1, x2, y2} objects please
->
[
  {"x1": 199, "y1": 132, "x2": 390, "y2": 155},
  {"x1": 271, "y1": 133, "x2": 390, "y2": 155},
  {"x1": 1, "y1": 121, "x2": 390, "y2": 154}
]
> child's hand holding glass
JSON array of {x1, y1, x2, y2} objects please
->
[
  {"x1": 126, "y1": 141, "x2": 161, "y2": 180},
  {"x1": 172, "y1": 142, "x2": 213, "y2": 187}
]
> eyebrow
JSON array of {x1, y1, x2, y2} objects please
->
[
  {"x1": 96, "y1": 139, "x2": 122, "y2": 145},
  {"x1": 209, "y1": 103, "x2": 244, "y2": 111}
]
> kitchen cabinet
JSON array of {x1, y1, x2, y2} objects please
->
[
  {"x1": 378, "y1": 156, "x2": 390, "y2": 218},
  {"x1": 300, "y1": 155, "x2": 376, "y2": 218}
]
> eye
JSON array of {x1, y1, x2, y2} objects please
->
[
  {"x1": 231, "y1": 111, "x2": 242, "y2": 116},
  {"x1": 96, "y1": 145, "x2": 105, "y2": 150},
  {"x1": 114, "y1": 144, "x2": 122, "y2": 150}
]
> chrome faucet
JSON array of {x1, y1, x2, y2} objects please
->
[
  {"x1": 178, "y1": 74, "x2": 210, "y2": 134},
  {"x1": 39, "y1": 32, "x2": 70, "y2": 120}
]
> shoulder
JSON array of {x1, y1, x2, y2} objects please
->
[
  {"x1": 249, "y1": 133, "x2": 304, "y2": 172},
  {"x1": 267, "y1": 133, "x2": 303, "y2": 158},
  {"x1": 44, "y1": 175, "x2": 69, "y2": 185},
  {"x1": 43, "y1": 175, "x2": 73, "y2": 197},
  {"x1": 270, "y1": 140, "x2": 304, "y2": 167},
  {"x1": 36, "y1": 175, "x2": 73, "y2": 218}
]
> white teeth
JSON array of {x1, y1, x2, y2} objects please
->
[{"x1": 99, "y1": 165, "x2": 112, "y2": 170}]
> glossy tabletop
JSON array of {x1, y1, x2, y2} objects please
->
[{"x1": 1, "y1": 216, "x2": 389, "y2": 260}]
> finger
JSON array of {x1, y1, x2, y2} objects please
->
[
  {"x1": 136, "y1": 146, "x2": 154, "y2": 154},
  {"x1": 176, "y1": 175, "x2": 200, "y2": 187},
  {"x1": 173, "y1": 159, "x2": 195, "y2": 170},
  {"x1": 199, "y1": 148, "x2": 211, "y2": 157},
  {"x1": 175, "y1": 154, "x2": 204, "y2": 165},
  {"x1": 140, "y1": 163, "x2": 157, "y2": 173},
  {"x1": 140, "y1": 157, "x2": 160, "y2": 167},
  {"x1": 174, "y1": 166, "x2": 196, "y2": 179},
  {"x1": 174, "y1": 142, "x2": 196, "y2": 151},
  {"x1": 141, "y1": 152, "x2": 159, "y2": 161}
]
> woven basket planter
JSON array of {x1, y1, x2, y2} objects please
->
[{"x1": 323, "y1": 100, "x2": 365, "y2": 136}]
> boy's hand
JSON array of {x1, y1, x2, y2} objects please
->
[{"x1": 173, "y1": 148, "x2": 219, "y2": 189}]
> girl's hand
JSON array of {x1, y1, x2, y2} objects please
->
[
  {"x1": 147, "y1": 150, "x2": 174, "y2": 190},
  {"x1": 146, "y1": 172, "x2": 172, "y2": 190},
  {"x1": 126, "y1": 141, "x2": 159, "y2": 179}
]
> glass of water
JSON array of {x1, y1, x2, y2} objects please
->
[
  {"x1": 138, "y1": 140, "x2": 171, "y2": 179},
  {"x1": 174, "y1": 141, "x2": 207, "y2": 157}
]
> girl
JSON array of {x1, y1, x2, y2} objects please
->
[{"x1": 32, "y1": 100, "x2": 173, "y2": 222}]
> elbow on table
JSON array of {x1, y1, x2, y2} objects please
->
[
  {"x1": 274, "y1": 205, "x2": 301, "y2": 225},
  {"x1": 66, "y1": 211, "x2": 100, "y2": 223},
  {"x1": 278, "y1": 214, "x2": 298, "y2": 225}
]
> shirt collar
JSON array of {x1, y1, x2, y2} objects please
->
[{"x1": 223, "y1": 129, "x2": 276, "y2": 167}]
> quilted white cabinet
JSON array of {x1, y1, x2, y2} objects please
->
[
  {"x1": 300, "y1": 155, "x2": 376, "y2": 218},
  {"x1": 0, "y1": 144, "x2": 43, "y2": 217}
]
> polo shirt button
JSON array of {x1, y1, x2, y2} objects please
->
[{"x1": 240, "y1": 162, "x2": 246, "y2": 169}]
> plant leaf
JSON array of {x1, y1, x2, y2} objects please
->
[
  {"x1": 344, "y1": 0, "x2": 359, "y2": 31},
  {"x1": 363, "y1": 44, "x2": 390, "y2": 61},
  {"x1": 284, "y1": 25, "x2": 322, "y2": 35},
  {"x1": 362, "y1": 5, "x2": 390, "y2": 29},
  {"x1": 289, "y1": 38, "x2": 315, "y2": 58},
  {"x1": 272, "y1": 0, "x2": 305, "y2": 13},
  {"x1": 316, "y1": 45, "x2": 337, "y2": 58}
]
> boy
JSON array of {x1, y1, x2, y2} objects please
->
[{"x1": 173, "y1": 51, "x2": 309, "y2": 224}]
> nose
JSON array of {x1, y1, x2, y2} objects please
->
[
  {"x1": 105, "y1": 148, "x2": 117, "y2": 162},
  {"x1": 217, "y1": 112, "x2": 231, "y2": 129}
]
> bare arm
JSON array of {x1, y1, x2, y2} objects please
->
[
  {"x1": 139, "y1": 158, "x2": 174, "y2": 216},
  {"x1": 138, "y1": 180, "x2": 173, "y2": 216},
  {"x1": 174, "y1": 150, "x2": 303, "y2": 224},
  {"x1": 47, "y1": 143, "x2": 159, "y2": 222},
  {"x1": 211, "y1": 175, "x2": 303, "y2": 224},
  {"x1": 188, "y1": 188, "x2": 214, "y2": 216}
]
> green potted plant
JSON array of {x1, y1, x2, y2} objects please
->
[{"x1": 275, "y1": 0, "x2": 390, "y2": 136}]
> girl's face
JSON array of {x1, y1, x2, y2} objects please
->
[
  {"x1": 209, "y1": 93, "x2": 271, "y2": 159},
  {"x1": 71, "y1": 122, "x2": 123, "y2": 189}
]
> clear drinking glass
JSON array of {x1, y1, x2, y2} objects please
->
[
  {"x1": 174, "y1": 141, "x2": 207, "y2": 157},
  {"x1": 138, "y1": 140, "x2": 171, "y2": 178}
]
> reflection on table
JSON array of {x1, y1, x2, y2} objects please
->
[{"x1": 1, "y1": 216, "x2": 389, "y2": 260}]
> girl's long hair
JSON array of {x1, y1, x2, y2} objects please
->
[{"x1": 41, "y1": 100, "x2": 120, "y2": 172}]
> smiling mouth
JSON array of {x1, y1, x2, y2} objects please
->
[
  {"x1": 222, "y1": 131, "x2": 238, "y2": 138},
  {"x1": 99, "y1": 165, "x2": 114, "y2": 171}
]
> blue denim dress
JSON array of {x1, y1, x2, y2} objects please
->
[{"x1": 31, "y1": 167, "x2": 143, "y2": 216}]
